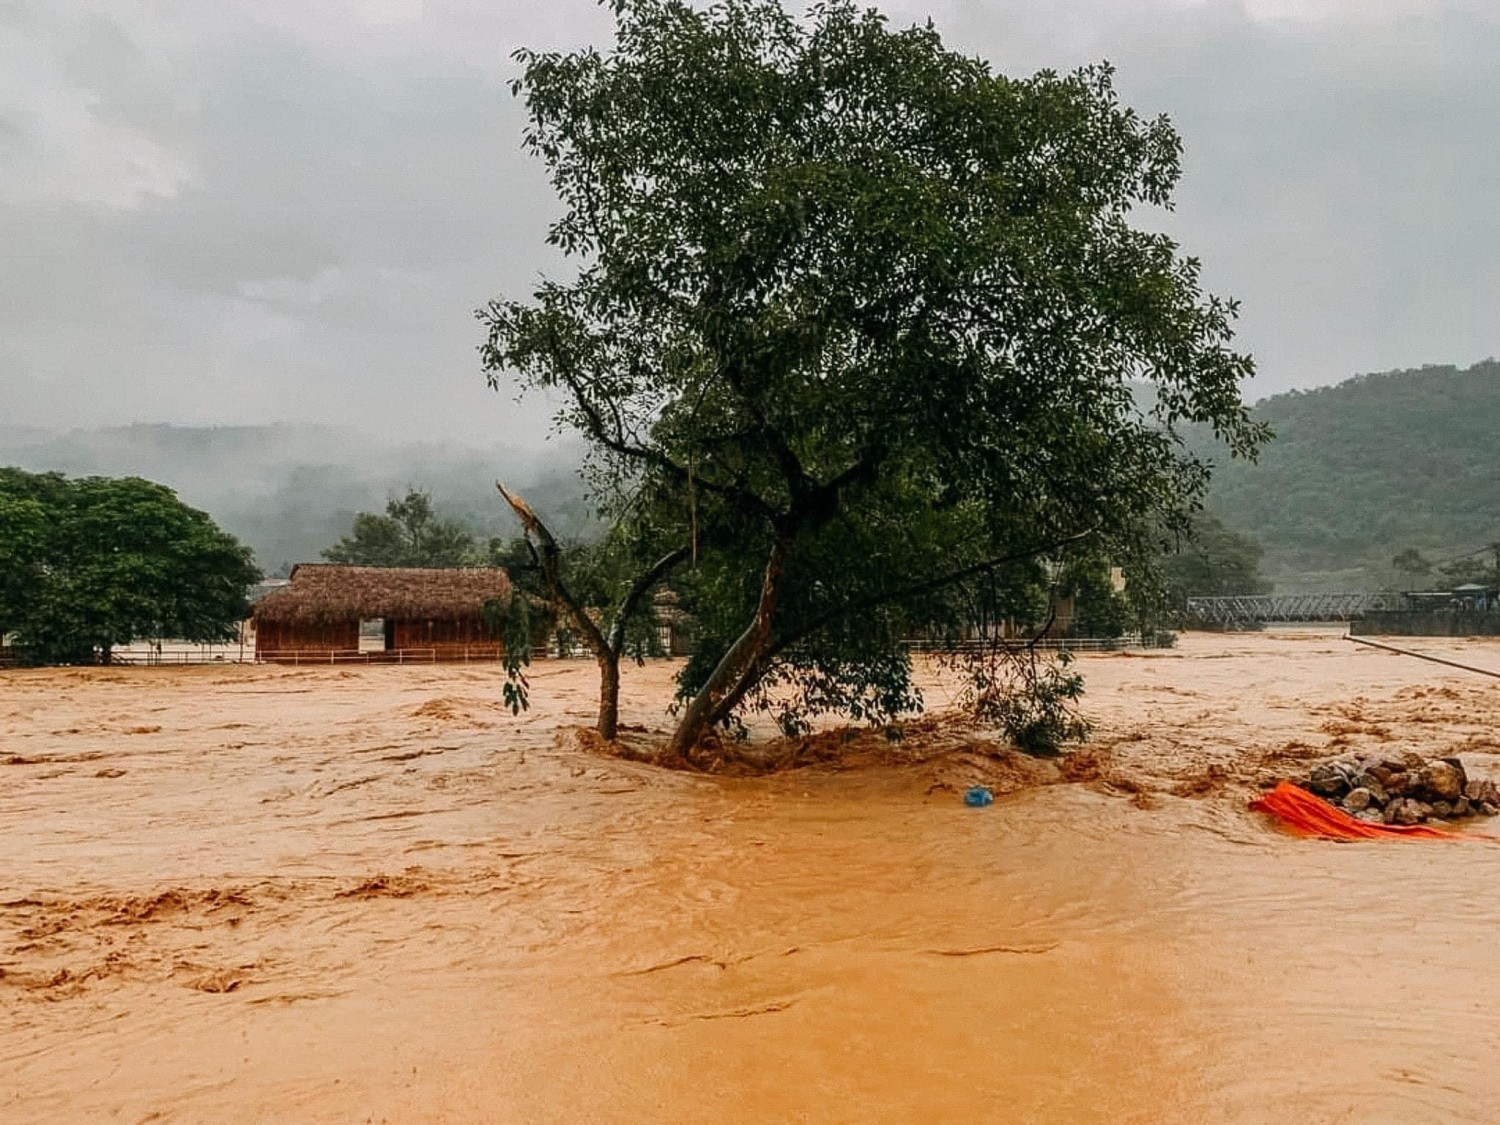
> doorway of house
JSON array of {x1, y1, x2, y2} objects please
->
[{"x1": 358, "y1": 619, "x2": 389, "y2": 653}]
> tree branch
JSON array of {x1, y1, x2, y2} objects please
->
[
  {"x1": 607, "y1": 545, "x2": 691, "y2": 658},
  {"x1": 496, "y1": 481, "x2": 609, "y2": 658},
  {"x1": 802, "y1": 443, "x2": 888, "y2": 522},
  {"x1": 702, "y1": 524, "x2": 1099, "y2": 729},
  {"x1": 560, "y1": 373, "x2": 779, "y2": 523}
]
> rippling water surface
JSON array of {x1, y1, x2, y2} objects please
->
[{"x1": 4, "y1": 633, "x2": 1500, "y2": 1121}]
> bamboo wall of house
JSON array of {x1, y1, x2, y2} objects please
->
[
  {"x1": 255, "y1": 616, "x2": 503, "y2": 662},
  {"x1": 392, "y1": 616, "x2": 503, "y2": 659},
  {"x1": 255, "y1": 619, "x2": 359, "y2": 659}
]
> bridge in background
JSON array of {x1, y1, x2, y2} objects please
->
[{"x1": 1184, "y1": 592, "x2": 1401, "y2": 628}]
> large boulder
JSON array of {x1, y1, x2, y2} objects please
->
[
  {"x1": 1382, "y1": 770, "x2": 1414, "y2": 798},
  {"x1": 1307, "y1": 763, "x2": 1350, "y2": 798},
  {"x1": 1465, "y1": 778, "x2": 1500, "y2": 807},
  {"x1": 1419, "y1": 760, "x2": 1464, "y2": 802},
  {"x1": 1388, "y1": 798, "x2": 1428, "y2": 826},
  {"x1": 1343, "y1": 787, "x2": 1374, "y2": 812}
]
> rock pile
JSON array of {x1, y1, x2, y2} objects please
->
[{"x1": 1298, "y1": 752, "x2": 1500, "y2": 825}]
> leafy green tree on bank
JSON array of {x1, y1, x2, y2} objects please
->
[
  {"x1": 1058, "y1": 557, "x2": 1130, "y2": 638},
  {"x1": 1390, "y1": 547, "x2": 1433, "y2": 590},
  {"x1": 322, "y1": 489, "x2": 479, "y2": 568},
  {"x1": 0, "y1": 482, "x2": 50, "y2": 643},
  {"x1": 1436, "y1": 543, "x2": 1500, "y2": 588},
  {"x1": 1157, "y1": 512, "x2": 1271, "y2": 603},
  {"x1": 0, "y1": 468, "x2": 260, "y2": 664},
  {"x1": 481, "y1": 0, "x2": 1266, "y2": 759}
]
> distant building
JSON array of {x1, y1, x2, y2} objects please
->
[
  {"x1": 652, "y1": 588, "x2": 695, "y2": 656},
  {"x1": 1450, "y1": 583, "x2": 1495, "y2": 608},
  {"x1": 251, "y1": 564, "x2": 513, "y2": 663},
  {"x1": 1354, "y1": 582, "x2": 1500, "y2": 637}
]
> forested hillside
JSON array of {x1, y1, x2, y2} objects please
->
[{"x1": 1199, "y1": 360, "x2": 1500, "y2": 592}]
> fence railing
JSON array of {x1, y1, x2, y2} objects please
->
[
  {"x1": 8, "y1": 636, "x2": 1180, "y2": 669},
  {"x1": 906, "y1": 632, "x2": 1174, "y2": 654},
  {"x1": 258, "y1": 648, "x2": 442, "y2": 665},
  {"x1": 35, "y1": 644, "x2": 557, "y2": 667},
  {"x1": 109, "y1": 644, "x2": 245, "y2": 665},
  {"x1": 118, "y1": 652, "x2": 240, "y2": 665}
]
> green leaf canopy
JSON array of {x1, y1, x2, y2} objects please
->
[{"x1": 0, "y1": 468, "x2": 261, "y2": 664}]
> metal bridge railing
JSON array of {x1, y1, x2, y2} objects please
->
[{"x1": 1184, "y1": 592, "x2": 1402, "y2": 626}]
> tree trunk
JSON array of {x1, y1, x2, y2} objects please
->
[
  {"x1": 666, "y1": 534, "x2": 791, "y2": 760},
  {"x1": 597, "y1": 648, "x2": 622, "y2": 742}
]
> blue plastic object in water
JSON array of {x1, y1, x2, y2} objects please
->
[{"x1": 964, "y1": 786, "x2": 994, "y2": 808}]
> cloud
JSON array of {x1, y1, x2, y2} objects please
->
[
  {"x1": 876, "y1": 0, "x2": 1500, "y2": 395},
  {"x1": 238, "y1": 268, "x2": 347, "y2": 308},
  {"x1": 0, "y1": 0, "x2": 1495, "y2": 445},
  {"x1": 1238, "y1": 0, "x2": 1496, "y2": 24},
  {"x1": 0, "y1": 12, "x2": 196, "y2": 208}
]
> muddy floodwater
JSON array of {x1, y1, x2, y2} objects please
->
[{"x1": 5, "y1": 630, "x2": 1500, "y2": 1122}]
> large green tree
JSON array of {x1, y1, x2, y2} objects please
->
[
  {"x1": 0, "y1": 468, "x2": 260, "y2": 664},
  {"x1": 0, "y1": 481, "x2": 50, "y2": 643},
  {"x1": 323, "y1": 488, "x2": 479, "y2": 568},
  {"x1": 1390, "y1": 547, "x2": 1434, "y2": 590},
  {"x1": 482, "y1": 0, "x2": 1266, "y2": 759},
  {"x1": 1437, "y1": 544, "x2": 1500, "y2": 589}
]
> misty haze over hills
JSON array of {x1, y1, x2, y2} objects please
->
[
  {"x1": 0, "y1": 423, "x2": 594, "y2": 575},
  {"x1": 4, "y1": 359, "x2": 1497, "y2": 590}
]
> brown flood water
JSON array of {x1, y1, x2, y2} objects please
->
[{"x1": 4, "y1": 629, "x2": 1500, "y2": 1122}]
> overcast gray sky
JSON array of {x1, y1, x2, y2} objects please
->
[{"x1": 2, "y1": 0, "x2": 1495, "y2": 447}]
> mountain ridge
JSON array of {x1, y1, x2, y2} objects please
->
[{"x1": 1200, "y1": 359, "x2": 1500, "y2": 591}]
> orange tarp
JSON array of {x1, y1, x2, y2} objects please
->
[{"x1": 1250, "y1": 781, "x2": 1467, "y2": 842}]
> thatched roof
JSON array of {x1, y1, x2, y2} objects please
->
[{"x1": 253, "y1": 564, "x2": 512, "y2": 625}]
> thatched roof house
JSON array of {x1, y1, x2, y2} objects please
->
[{"x1": 252, "y1": 564, "x2": 513, "y2": 663}]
